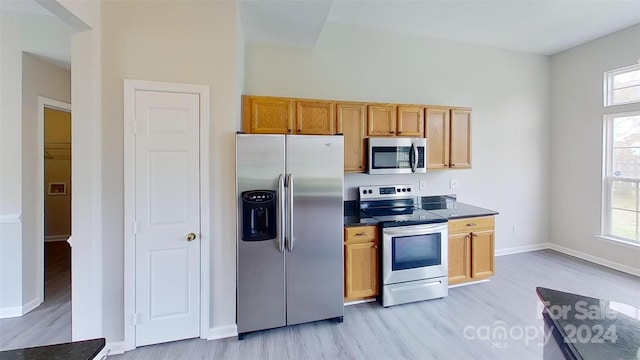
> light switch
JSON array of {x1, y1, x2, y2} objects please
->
[
  {"x1": 450, "y1": 179, "x2": 459, "y2": 189},
  {"x1": 419, "y1": 180, "x2": 426, "y2": 190}
]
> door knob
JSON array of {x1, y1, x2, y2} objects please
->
[{"x1": 187, "y1": 233, "x2": 197, "y2": 242}]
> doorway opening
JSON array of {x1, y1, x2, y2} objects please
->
[{"x1": 42, "y1": 101, "x2": 72, "y2": 341}]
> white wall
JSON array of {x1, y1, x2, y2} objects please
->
[
  {"x1": 245, "y1": 23, "x2": 551, "y2": 252},
  {"x1": 550, "y1": 24, "x2": 640, "y2": 272},
  {"x1": 22, "y1": 52, "x2": 71, "y2": 308},
  {"x1": 0, "y1": 10, "x2": 71, "y2": 317},
  {"x1": 100, "y1": 0, "x2": 242, "y2": 343}
]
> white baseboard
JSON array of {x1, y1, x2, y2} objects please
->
[
  {"x1": 448, "y1": 279, "x2": 490, "y2": 288},
  {"x1": 549, "y1": 243, "x2": 640, "y2": 277},
  {"x1": 344, "y1": 298, "x2": 377, "y2": 306},
  {"x1": 45, "y1": 234, "x2": 70, "y2": 242},
  {"x1": 102, "y1": 340, "x2": 128, "y2": 357},
  {"x1": 495, "y1": 242, "x2": 551, "y2": 256},
  {"x1": 104, "y1": 326, "x2": 236, "y2": 357},
  {"x1": 206, "y1": 324, "x2": 237, "y2": 340},
  {"x1": 0, "y1": 213, "x2": 21, "y2": 223},
  {"x1": 0, "y1": 305, "x2": 22, "y2": 318},
  {"x1": 0, "y1": 296, "x2": 43, "y2": 319},
  {"x1": 21, "y1": 296, "x2": 43, "y2": 315}
]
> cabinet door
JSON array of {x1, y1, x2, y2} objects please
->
[
  {"x1": 295, "y1": 100, "x2": 336, "y2": 135},
  {"x1": 448, "y1": 232, "x2": 471, "y2": 285},
  {"x1": 345, "y1": 241, "x2": 379, "y2": 300},
  {"x1": 245, "y1": 97, "x2": 294, "y2": 134},
  {"x1": 450, "y1": 109, "x2": 471, "y2": 168},
  {"x1": 397, "y1": 106, "x2": 424, "y2": 137},
  {"x1": 367, "y1": 105, "x2": 397, "y2": 136},
  {"x1": 338, "y1": 103, "x2": 367, "y2": 172},
  {"x1": 425, "y1": 108, "x2": 450, "y2": 169},
  {"x1": 471, "y1": 230, "x2": 495, "y2": 280}
]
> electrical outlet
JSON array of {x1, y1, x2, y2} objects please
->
[
  {"x1": 449, "y1": 179, "x2": 459, "y2": 189},
  {"x1": 419, "y1": 180, "x2": 426, "y2": 190}
]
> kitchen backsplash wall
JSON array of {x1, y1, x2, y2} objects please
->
[{"x1": 344, "y1": 172, "x2": 460, "y2": 201}]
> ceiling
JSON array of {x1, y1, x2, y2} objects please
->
[
  {"x1": 0, "y1": 0, "x2": 50, "y2": 15},
  {"x1": 239, "y1": 0, "x2": 640, "y2": 55},
  {"x1": 2, "y1": 0, "x2": 639, "y2": 66}
]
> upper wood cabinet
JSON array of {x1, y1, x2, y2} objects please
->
[
  {"x1": 367, "y1": 104, "x2": 397, "y2": 136},
  {"x1": 450, "y1": 109, "x2": 472, "y2": 169},
  {"x1": 242, "y1": 95, "x2": 471, "y2": 173},
  {"x1": 368, "y1": 104, "x2": 424, "y2": 137},
  {"x1": 425, "y1": 107, "x2": 471, "y2": 169},
  {"x1": 426, "y1": 108, "x2": 450, "y2": 169},
  {"x1": 337, "y1": 103, "x2": 367, "y2": 172},
  {"x1": 396, "y1": 106, "x2": 424, "y2": 137},
  {"x1": 243, "y1": 96, "x2": 294, "y2": 134},
  {"x1": 295, "y1": 100, "x2": 336, "y2": 135}
]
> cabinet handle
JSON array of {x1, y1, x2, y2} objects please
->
[
  {"x1": 465, "y1": 235, "x2": 471, "y2": 240},
  {"x1": 373, "y1": 245, "x2": 378, "y2": 249},
  {"x1": 288, "y1": 129, "x2": 292, "y2": 133},
  {"x1": 355, "y1": 232, "x2": 369, "y2": 236},
  {"x1": 451, "y1": 164, "x2": 455, "y2": 167},
  {"x1": 398, "y1": 131, "x2": 402, "y2": 134},
  {"x1": 466, "y1": 223, "x2": 477, "y2": 227},
  {"x1": 297, "y1": 129, "x2": 301, "y2": 132},
  {"x1": 472, "y1": 233, "x2": 477, "y2": 238}
]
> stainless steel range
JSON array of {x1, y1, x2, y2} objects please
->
[{"x1": 359, "y1": 184, "x2": 448, "y2": 307}]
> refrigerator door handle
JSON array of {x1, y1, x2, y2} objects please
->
[
  {"x1": 286, "y1": 173, "x2": 294, "y2": 252},
  {"x1": 277, "y1": 174, "x2": 285, "y2": 253}
]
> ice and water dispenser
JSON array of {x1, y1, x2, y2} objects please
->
[{"x1": 241, "y1": 190, "x2": 277, "y2": 241}]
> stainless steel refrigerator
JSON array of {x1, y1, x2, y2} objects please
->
[{"x1": 236, "y1": 134, "x2": 344, "y2": 338}]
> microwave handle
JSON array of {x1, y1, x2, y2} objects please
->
[{"x1": 411, "y1": 143, "x2": 418, "y2": 173}]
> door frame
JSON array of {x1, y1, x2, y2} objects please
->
[
  {"x1": 37, "y1": 96, "x2": 72, "y2": 309},
  {"x1": 123, "y1": 79, "x2": 210, "y2": 350}
]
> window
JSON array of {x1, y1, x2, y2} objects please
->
[
  {"x1": 603, "y1": 112, "x2": 640, "y2": 243},
  {"x1": 604, "y1": 64, "x2": 640, "y2": 106}
]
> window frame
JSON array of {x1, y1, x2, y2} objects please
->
[
  {"x1": 601, "y1": 111, "x2": 640, "y2": 245},
  {"x1": 603, "y1": 64, "x2": 640, "y2": 107}
]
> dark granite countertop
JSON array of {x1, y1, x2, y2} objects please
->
[
  {"x1": 536, "y1": 287, "x2": 640, "y2": 360},
  {"x1": 344, "y1": 200, "x2": 379, "y2": 227},
  {"x1": 344, "y1": 196, "x2": 498, "y2": 227},
  {"x1": 420, "y1": 196, "x2": 499, "y2": 219},
  {"x1": 0, "y1": 338, "x2": 105, "y2": 360}
]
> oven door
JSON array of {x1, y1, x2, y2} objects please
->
[{"x1": 382, "y1": 223, "x2": 448, "y2": 285}]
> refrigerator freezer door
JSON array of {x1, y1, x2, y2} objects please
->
[
  {"x1": 285, "y1": 135, "x2": 344, "y2": 325},
  {"x1": 236, "y1": 134, "x2": 286, "y2": 334}
]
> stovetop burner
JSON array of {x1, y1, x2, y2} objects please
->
[{"x1": 358, "y1": 185, "x2": 447, "y2": 227}]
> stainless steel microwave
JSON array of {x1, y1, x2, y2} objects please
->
[{"x1": 368, "y1": 137, "x2": 427, "y2": 175}]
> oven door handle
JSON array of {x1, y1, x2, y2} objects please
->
[{"x1": 383, "y1": 224, "x2": 447, "y2": 236}]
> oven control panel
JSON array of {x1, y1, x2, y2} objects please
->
[{"x1": 359, "y1": 184, "x2": 414, "y2": 200}]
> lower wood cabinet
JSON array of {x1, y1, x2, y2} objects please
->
[
  {"x1": 448, "y1": 216, "x2": 495, "y2": 285},
  {"x1": 344, "y1": 225, "x2": 379, "y2": 302}
]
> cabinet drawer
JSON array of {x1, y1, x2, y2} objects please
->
[
  {"x1": 449, "y1": 216, "x2": 494, "y2": 234},
  {"x1": 345, "y1": 226, "x2": 377, "y2": 243}
]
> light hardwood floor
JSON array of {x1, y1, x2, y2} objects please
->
[
  {"x1": 110, "y1": 250, "x2": 639, "y2": 360},
  {"x1": 0, "y1": 242, "x2": 71, "y2": 351}
]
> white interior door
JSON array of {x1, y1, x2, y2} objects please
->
[{"x1": 134, "y1": 90, "x2": 200, "y2": 346}]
